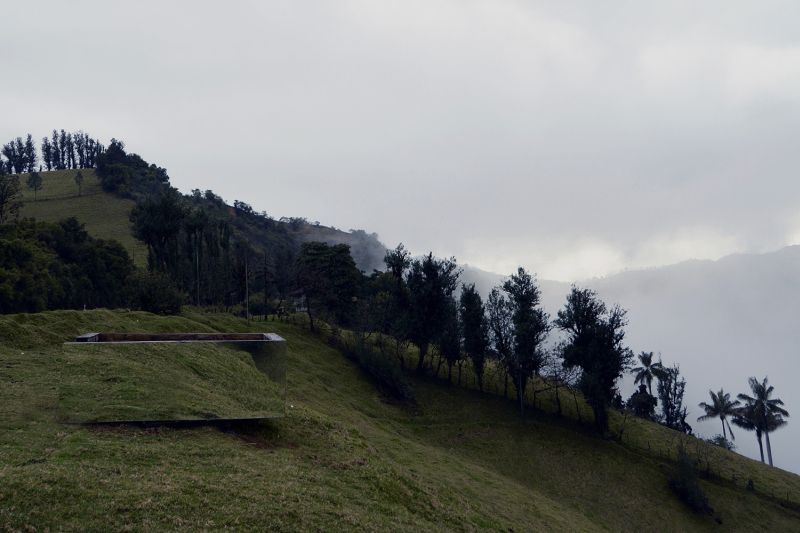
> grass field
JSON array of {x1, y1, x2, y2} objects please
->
[
  {"x1": 59, "y1": 340, "x2": 286, "y2": 423},
  {"x1": 17, "y1": 169, "x2": 148, "y2": 265},
  {"x1": 1, "y1": 310, "x2": 798, "y2": 531}
]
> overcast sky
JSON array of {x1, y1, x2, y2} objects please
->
[{"x1": 3, "y1": 1, "x2": 800, "y2": 280}]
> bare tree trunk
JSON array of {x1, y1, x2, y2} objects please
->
[
  {"x1": 416, "y1": 343, "x2": 428, "y2": 373},
  {"x1": 195, "y1": 231, "x2": 200, "y2": 306},
  {"x1": 572, "y1": 389, "x2": 582, "y2": 422},
  {"x1": 721, "y1": 418, "x2": 727, "y2": 441},
  {"x1": 306, "y1": 296, "x2": 315, "y2": 332},
  {"x1": 756, "y1": 432, "x2": 765, "y2": 463},
  {"x1": 766, "y1": 431, "x2": 773, "y2": 466},
  {"x1": 245, "y1": 253, "x2": 250, "y2": 322},
  {"x1": 554, "y1": 380, "x2": 562, "y2": 416}
]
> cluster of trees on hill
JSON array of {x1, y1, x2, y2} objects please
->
[
  {"x1": 0, "y1": 218, "x2": 133, "y2": 312},
  {"x1": 1, "y1": 130, "x2": 104, "y2": 174},
  {"x1": 629, "y1": 353, "x2": 790, "y2": 465},
  {"x1": 293, "y1": 243, "x2": 631, "y2": 433},
  {"x1": 291, "y1": 241, "x2": 791, "y2": 456}
]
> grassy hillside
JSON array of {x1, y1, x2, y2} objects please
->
[
  {"x1": 17, "y1": 169, "x2": 148, "y2": 265},
  {"x1": 59, "y1": 339, "x2": 285, "y2": 423},
  {"x1": 1, "y1": 310, "x2": 798, "y2": 530}
]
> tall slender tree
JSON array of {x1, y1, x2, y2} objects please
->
[
  {"x1": 23, "y1": 134, "x2": 37, "y2": 172},
  {"x1": 503, "y1": 267, "x2": 550, "y2": 413},
  {"x1": 732, "y1": 404, "x2": 765, "y2": 463},
  {"x1": 438, "y1": 297, "x2": 462, "y2": 383},
  {"x1": 51, "y1": 130, "x2": 62, "y2": 169},
  {"x1": 697, "y1": 389, "x2": 740, "y2": 442},
  {"x1": 737, "y1": 377, "x2": 789, "y2": 467},
  {"x1": 657, "y1": 364, "x2": 691, "y2": 433},
  {"x1": 41, "y1": 137, "x2": 53, "y2": 171},
  {"x1": 486, "y1": 287, "x2": 513, "y2": 398},
  {"x1": 460, "y1": 283, "x2": 489, "y2": 391},
  {"x1": 631, "y1": 351, "x2": 665, "y2": 396}
]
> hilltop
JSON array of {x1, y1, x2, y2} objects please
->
[
  {"x1": 16, "y1": 168, "x2": 386, "y2": 272},
  {"x1": 1, "y1": 309, "x2": 799, "y2": 530}
]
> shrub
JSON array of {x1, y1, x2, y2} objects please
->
[
  {"x1": 127, "y1": 270, "x2": 184, "y2": 315},
  {"x1": 330, "y1": 332, "x2": 415, "y2": 405},
  {"x1": 705, "y1": 434, "x2": 735, "y2": 451}
]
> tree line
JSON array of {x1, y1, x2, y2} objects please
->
[
  {"x1": 1, "y1": 130, "x2": 104, "y2": 174},
  {"x1": 292, "y1": 241, "x2": 791, "y2": 463},
  {"x1": 294, "y1": 243, "x2": 631, "y2": 434}
]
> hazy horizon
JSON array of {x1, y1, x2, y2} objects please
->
[{"x1": 3, "y1": 1, "x2": 800, "y2": 281}]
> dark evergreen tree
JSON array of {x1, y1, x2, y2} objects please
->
[
  {"x1": 406, "y1": 253, "x2": 461, "y2": 373},
  {"x1": 130, "y1": 189, "x2": 187, "y2": 275},
  {"x1": 460, "y1": 283, "x2": 489, "y2": 391},
  {"x1": 555, "y1": 286, "x2": 633, "y2": 433},
  {"x1": 41, "y1": 137, "x2": 53, "y2": 171},
  {"x1": 657, "y1": 364, "x2": 692, "y2": 434},
  {"x1": 51, "y1": 130, "x2": 62, "y2": 170},
  {"x1": 23, "y1": 134, "x2": 36, "y2": 172},
  {"x1": 438, "y1": 297, "x2": 462, "y2": 383},
  {"x1": 294, "y1": 241, "x2": 361, "y2": 330},
  {"x1": 65, "y1": 132, "x2": 76, "y2": 169},
  {"x1": 74, "y1": 131, "x2": 86, "y2": 168},
  {"x1": 627, "y1": 384, "x2": 657, "y2": 419},
  {"x1": 58, "y1": 129, "x2": 68, "y2": 169},
  {"x1": 503, "y1": 267, "x2": 550, "y2": 413},
  {"x1": 486, "y1": 286, "x2": 513, "y2": 398},
  {"x1": 14, "y1": 137, "x2": 25, "y2": 173}
]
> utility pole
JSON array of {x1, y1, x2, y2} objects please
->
[
  {"x1": 245, "y1": 252, "x2": 250, "y2": 322},
  {"x1": 264, "y1": 250, "x2": 268, "y2": 322},
  {"x1": 195, "y1": 231, "x2": 200, "y2": 307}
]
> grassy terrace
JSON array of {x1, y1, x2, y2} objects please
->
[
  {"x1": 1, "y1": 310, "x2": 799, "y2": 530},
  {"x1": 17, "y1": 169, "x2": 148, "y2": 266}
]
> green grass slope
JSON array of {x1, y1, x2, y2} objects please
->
[
  {"x1": 17, "y1": 169, "x2": 148, "y2": 265},
  {"x1": 1, "y1": 310, "x2": 799, "y2": 531},
  {"x1": 59, "y1": 340, "x2": 285, "y2": 423}
]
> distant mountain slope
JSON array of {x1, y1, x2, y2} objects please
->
[
  {"x1": 570, "y1": 247, "x2": 800, "y2": 473},
  {"x1": 289, "y1": 223, "x2": 386, "y2": 272}
]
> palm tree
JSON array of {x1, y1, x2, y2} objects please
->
[
  {"x1": 737, "y1": 377, "x2": 790, "y2": 467},
  {"x1": 731, "y1": 404, "x2": 764, "y2": 462},
  {"x1": 631, "y1": 351, "x2": 665, "y2": 396},
  {"x1": 697, "y1": 389, "x2": 740, "y2": 442}
]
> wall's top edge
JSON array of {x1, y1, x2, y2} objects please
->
[{"x1": 65, "y1": 332, "x2": 286, "y2": 344}]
